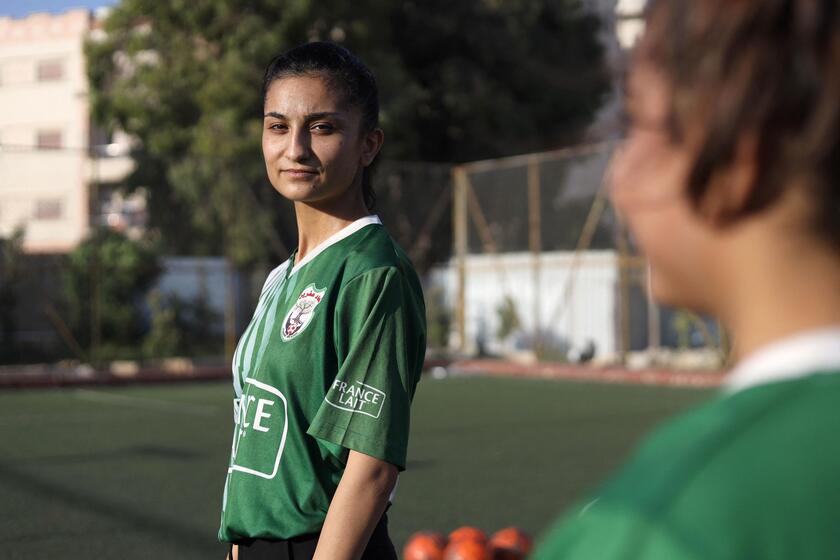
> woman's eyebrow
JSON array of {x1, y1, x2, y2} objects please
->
[{"x1": 263, "y1": 111, "x2": 343, "y2": 120}]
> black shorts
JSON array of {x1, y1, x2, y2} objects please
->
[{"x1": 228, "y1": 513, "x2": 397, "y2": 560}]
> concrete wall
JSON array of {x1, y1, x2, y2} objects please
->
[
  {"x1": 430, "y1": 250, "x2": 622, "y2": 359},
  {"x1": 155, "y1": 257, "x2": 237, "y2": 335}
]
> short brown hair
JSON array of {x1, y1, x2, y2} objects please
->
[{"x1": 640, "y1": 0, "x2": 840, "y2": 246}]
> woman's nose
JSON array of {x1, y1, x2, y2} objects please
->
[{"x1": 286, "y1": 127, "x2": 311, "y2": 161}]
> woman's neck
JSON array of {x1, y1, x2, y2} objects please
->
[
  {"x1": 718, "y1": 234, "x2": 840, "y2": 363},
  {"x1": 293, "y1": 194, "x2": 370, "y2": 265}
]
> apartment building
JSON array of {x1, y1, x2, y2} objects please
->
[
  {"x1": 582, "y1": 0, "x2": 647, "y2": 141},
  {"x1": 0, "y1": 8, "x2": 133, "y2": 253}
]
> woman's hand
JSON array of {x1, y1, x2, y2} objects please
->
[{"x1": 313, "y1": 450, "x2": 398, "y2": 560}]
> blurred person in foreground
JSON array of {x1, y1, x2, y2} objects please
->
[
  {"x1": 534, "y1": 0, "x2": 840, "y2": 558},
  {"x1": 218, "y1": 42, "x2": 426, "y2": 560}
]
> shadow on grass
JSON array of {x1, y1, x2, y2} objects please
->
[
  {"x1": 5, "y1": 445, "x2": 205, "y2": 466},
  {"x1": 0, "y1": 459, "x2": 216, "y2": 553}
]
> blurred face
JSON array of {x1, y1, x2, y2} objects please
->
[
  {"x1": 609, "y1": 61, "x2": 717, "y2": 311},
  {"x1": 262, "y1": 74, "x2": 380, "y2": 207}
]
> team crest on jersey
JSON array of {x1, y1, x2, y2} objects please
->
[{"x1": 281, "y1": 284, "x2": 326, "y2": 341}]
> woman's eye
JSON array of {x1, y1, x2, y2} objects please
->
[
  {"x1": 268, "y1": 122, "x2": 287, "y2": 132},
  {"x1": 311, "y1": 123, "x2": 335, "y2": 133}
]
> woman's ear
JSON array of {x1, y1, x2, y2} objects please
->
[
  {"x1": 360, "y1": 128, "x2": 384, "y2": 167},
  {"x1": 699, "y1": 133, "x2": 759, "y2": 225}
]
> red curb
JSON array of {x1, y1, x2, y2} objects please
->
[
  {"x1": 0, "y1": 367, "x2": 230, "y2": 390},
  {"x1": 448, "y1": 359, "x2": 726, "y2": 388}
]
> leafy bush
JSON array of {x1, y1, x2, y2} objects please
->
[{"x1": 63, "y1": 228, "x2": 161, "y2": 360}]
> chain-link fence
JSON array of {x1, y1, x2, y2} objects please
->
[{"x1": 427, "y1": 142, "x2": 725, "y2": 368}]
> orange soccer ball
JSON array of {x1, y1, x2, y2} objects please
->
[
  {"x1": 442, "y1": 538, "x2": 491, "y2": 560},
  {"x1": 488, "y1": 527, "x2": 533, "y2": 560},
  {"x1": 403, "y1": 531, "x2": 446, "y2": 560},
  {"x1": 448, "y1": 526, "x2": 488, "y2": 546}
]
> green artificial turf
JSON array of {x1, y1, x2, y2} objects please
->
[{"x1": 0, "y1": 376, "x2": 712, "y2": 558}]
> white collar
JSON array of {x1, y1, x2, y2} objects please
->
[
  {"x1": 290, "y1": 215, "x2": 381, "y2": 275},
  {"x1": 725, "y1": 326, "x2": 840, "y2": 393}
]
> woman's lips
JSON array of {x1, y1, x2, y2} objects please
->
[{"x1": 281, "y1": 169, "x2": 318, "y2": 179}]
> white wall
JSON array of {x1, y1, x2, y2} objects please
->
[
  {"x1": 156, "y1": 257, "x2": 233, "y2": 329},
  {"x1": 430, "y1": 250, "x2": 619, "y2": 359}
]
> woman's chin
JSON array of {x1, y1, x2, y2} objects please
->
[{"x1": 271, "y1": 183, "x2": 316, "y2": 202}]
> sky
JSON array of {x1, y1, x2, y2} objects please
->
[{"x1": 0, "y1": 0, "x2": 117, "y2": 19}]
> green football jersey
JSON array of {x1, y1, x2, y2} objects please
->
[
  {"x1": 533, "y1": 371, "x2": 840, "y2": 559},
  {"x1": 218, "y1": 216, "x2": 426, "y2": 542}
]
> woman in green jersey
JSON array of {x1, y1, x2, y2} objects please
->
[
  {"x1": 220, "y1": 42, "x2": 426, "y2": 560},
  {"x1": 534, "y1": 0, "x2": 840, "y2": 558}
]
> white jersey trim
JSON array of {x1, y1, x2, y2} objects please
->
[
  {"x1": 262, "y1": 260, "x2": 290, "y2": 293},
  {"x1": 725, "y1": 326, "x2": 840, "y2": 393},
  {"x1": 290, "y1": 215, "x2": 382, "y2": 276}
]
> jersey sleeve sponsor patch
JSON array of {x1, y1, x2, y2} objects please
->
[{"x1": 324, "y1": 380, "x2": 387, "y2": 418}]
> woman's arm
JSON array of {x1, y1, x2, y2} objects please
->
[{"x1": 313, "y1": 450, "x2": 399, "y2": 560}]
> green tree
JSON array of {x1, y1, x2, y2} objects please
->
[
  {"x1": 63, "y1": 229, "x2": 161, "y2": 358},
  {"x1": 86, "y1": 0, "x2": 608, "y2": 266},
  {"x1": 142, "y1": 290, "x2": 184, "y2": 358},
  {"x1": 143, "y1": 290, "x2": 222, "y2": 358},
  {"x1": 0, "y1": 228, "x2": 25, "y2": 362},
  {"x1": 496, "y1": 295, "x2": 521, "y2": 340}
]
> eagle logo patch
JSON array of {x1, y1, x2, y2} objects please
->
[{"x1": 281, "y1": 284, "x2": 326, "y2": 341}]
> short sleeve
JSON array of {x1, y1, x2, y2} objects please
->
[
  {"x1": 532, "y1": 500, "x2": 706, "y2": 560},
  {"x1": 307, "y1": 266, "x2": 425, "y2": 470}
]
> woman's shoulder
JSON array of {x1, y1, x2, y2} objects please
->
[{"x1": 339, "y1": 225, "x2": 416, "y2": 281}]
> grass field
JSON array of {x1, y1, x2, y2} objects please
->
[{"x1": 0, "y1": 375, "x2": 713, "y2": 559}]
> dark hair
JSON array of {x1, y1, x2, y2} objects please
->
[
  {"x1": 640, "y1": 0, "x2": 840, "y2": 247},
  {"x1": 262, "y1": 42, "x2": 380, "y2": 211}
]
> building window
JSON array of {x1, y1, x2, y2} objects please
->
[
  {"x1": 37, "y1": 130, "x2": 63, "y2": 150},
  {"x1": 34, "y1": 199, "x2": 63, "y2": 221},
  {"x1": 37, "y1": 60, "x2": 64, "y2": 82}
]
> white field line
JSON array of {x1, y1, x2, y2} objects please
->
[
  {"x1": 72, "y1": 388, "x2": 221, "y2": 417},
  {"x1": 0, "y1": 413, "x2": 107, "y2": 427}
]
